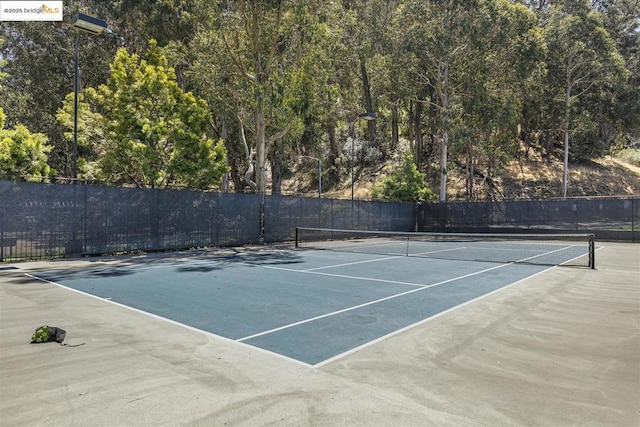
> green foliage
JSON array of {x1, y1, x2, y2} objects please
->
[
  {"x1": 0, "y1": 37, "x2": 5, "y2": 83},
  {"x1": 206, "y1": 1, "x2": 324, "y2": 192},
  {"x1": 0, "y1": 122, "x2": 52, "y2": 180},
  {"x1": 2, "y1": 1, "x2": 637, "y2": 198},
  {"x1": 372, "y1": 154, "x2": 436, "y2": 202},
  {"x1": 1, "y1": 13, "x2": 116, "y2": 176},
  {"x1": 62, "y1": 40, "x2": 228, "y2": 189},
  {"x1": 615, "y1": 148, "x2": 640, "y2": 167},
  {"x1": 56, "y1": 92, "x2": 107, "y2": 179},
  {"x1": 0, "y1": 41, "x2": 52, "y2": 180},
  {"x1": 542, "y1": 1, "x2": 628, "y2": 156}
]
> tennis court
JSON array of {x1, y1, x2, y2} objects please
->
[
  {"x1": 21, "y1": 230, "x2": 595, "y2": 366},
  {"x1": 1, "y1": 238, "x2": 638, "y2": 426}
]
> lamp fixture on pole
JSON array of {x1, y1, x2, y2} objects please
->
[
  {"x1": 71, "y1": 13, "x2": 107, "y2": 180},
  {"x1": 71, "y1": 13, "x2": 108, "y2": 34}
]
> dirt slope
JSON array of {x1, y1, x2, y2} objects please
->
[
  {"x1": 482, "y1": 155, "x2": 640, "y2": 200},
  {"x1": 302, "y1": 152, "x2": 640, "y2": 200}
]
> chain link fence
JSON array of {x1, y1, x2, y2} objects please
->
[
  {"x1": 0, "y1": 181, "x2": 415, "y2": 261},
  {"x1": 1, "y1": 180, "x2": 635, "y2": 261},
  {"x1": 418, "y1": 198, "x2": 639, "y2": 242}
]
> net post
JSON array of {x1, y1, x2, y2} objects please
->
[
  {"x1": 295, "y1": 227, "x2": 299, "y2": 248},
  {"x1": 588, "y1": 233, "x2": 595, "y2": 269}
]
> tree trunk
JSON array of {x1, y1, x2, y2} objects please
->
[
  {"x1": 230, "y1": 161, "x2": 243, "y2": 192},
  {"x1": 439, "y1": 62, "x2": 450, "y2": 202},
  {"x1": 408, "y1": 101, "x2": 415, "y2": 157},
  {"x1": 543, "y1": 130, "x2": 554, "y2": 157},
  {"x1": 326, "y1": 122, "x2": 339, "y2": 188},
  {"x1": 562, "y1": 75, "x2": 571, "y2": 200},
  {"x1": 440, "y1": 129, "x2": 448, "y2": 202},
  {"x1": 359, "y1": 53, "x2": 376, "y2": 148},
  {"x1": 391, "y1": 98, "x2": 399, "y2": 152},
  {"x1": 415, "y1": 100, "x2": 424, "y2": 165},
  {"x1": 466, "y1": 142, "x2": 473, "y2": 199},
  {"x1": 271, "y1": 139, "x2": 283, "y2": 195},
  {"x1": 254, "y1": 94, "x2": 267, "y2": 194}
]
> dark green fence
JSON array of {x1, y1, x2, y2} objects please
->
[
  {"x1": 418, "y1": 198, "x2": 639, "y2": 242},
  {"x1": 0, "y1": 181, "x2": 415, "y2": 261},
  {"x1": 1, "y1": 180, "x2": 635, "y2": 262}
]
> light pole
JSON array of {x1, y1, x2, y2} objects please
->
[
  {"x1": 298, "y1": 155, "x2": 322, "y2": 198},
  {"x1": 351, "y1": 112, "x2": 376, "y2": 200},
  {"x1": 71, "y1": 13, "x2": 107, "y2": 180}
]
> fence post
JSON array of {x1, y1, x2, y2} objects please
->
[
  {"x1": 633, "y1": 198, "x2": 637, "y2": 243},
  {"x1": 82, "y1": 182, "x2": 88, "y2": 254},
  {"x1": 259, "y1": 191, "x2": 265, "y2": 244},
  {"x1": 330, "y1": 198, "x2": 334, "y2": 230},
  {"x1": 151, "y1": 189, "x2": 160, "y2": 249},
  {"x1": 213, "y1": 192, "x2": 219, "y2": 247},
  {"x1": 1, "y1": 209, "x2": 4, "y2": 261}
]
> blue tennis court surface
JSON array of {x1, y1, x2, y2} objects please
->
[{"x1": 34, "y1": 248, "x2": 558, "y2": 366}]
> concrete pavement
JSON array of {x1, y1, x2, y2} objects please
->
[{"x1": 1, "y1": 242, "x2": 638, "y2": 426}]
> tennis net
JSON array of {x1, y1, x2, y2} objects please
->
[{"x1": 295, "y1": 227, "x2": 595, "y2": 269}]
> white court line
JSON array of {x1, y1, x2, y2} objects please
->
[
  {"x1": 304, "y1": 255, "x2": 401, "y2": 271},
  {"x1": 313, "y1": 264, "x2": 557, "y2": 367},
  {"x1": 516, "y1": 245, "x2": 578, "y2": 263},
  {"x1": 412, "y1": 247, "x2": 470, "y2": 256},
  {"x1": 304, "y1": 246, "x2": 473, "y2": 271},
  {"x1": 21, "y1": 241, "x2": 595, "y2": 370},
  {"x1": 22, "y1": 273, "x2": 314, "y2": 368},
  {"x1": 247, "y1": 263, "x2": 425, "y2": 287},
  {"x1": 236, "y1": 261, "x2": 514, "y2": 342},
  {"x1": 411, "y1": 244, "x2": 580, "y2": 261},
  {"x1": 237, "y1": 243, "x2": 587, "y2": 344},
  {"x1": 306, "y1": 245, "x2": 469, "y2": 260}
]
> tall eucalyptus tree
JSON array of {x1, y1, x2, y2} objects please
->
[{"x1": 543, "y1": 0, "x2": 626, "y2": 198}]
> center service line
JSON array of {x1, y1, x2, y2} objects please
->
[{"x1": 236, "y1": 260, "x2": 515, "y2": 342}]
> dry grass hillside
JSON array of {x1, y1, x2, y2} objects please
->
[
  {"x1": 291, "y1": 149, "x2": 640, "y2": 201},
  {"x1": 495, "y1": 155, "x2": 640, "y2": 200}
]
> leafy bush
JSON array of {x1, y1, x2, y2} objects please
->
[
  {"x1": 615, "y1": 148, "x2": 640, "y2": 167},
  {"x1": 372, "y1": 153, "x2": 436, "y2": 202},
  {"x1": 0, "y1": 107, "x2": 52, "y2": 180}
]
